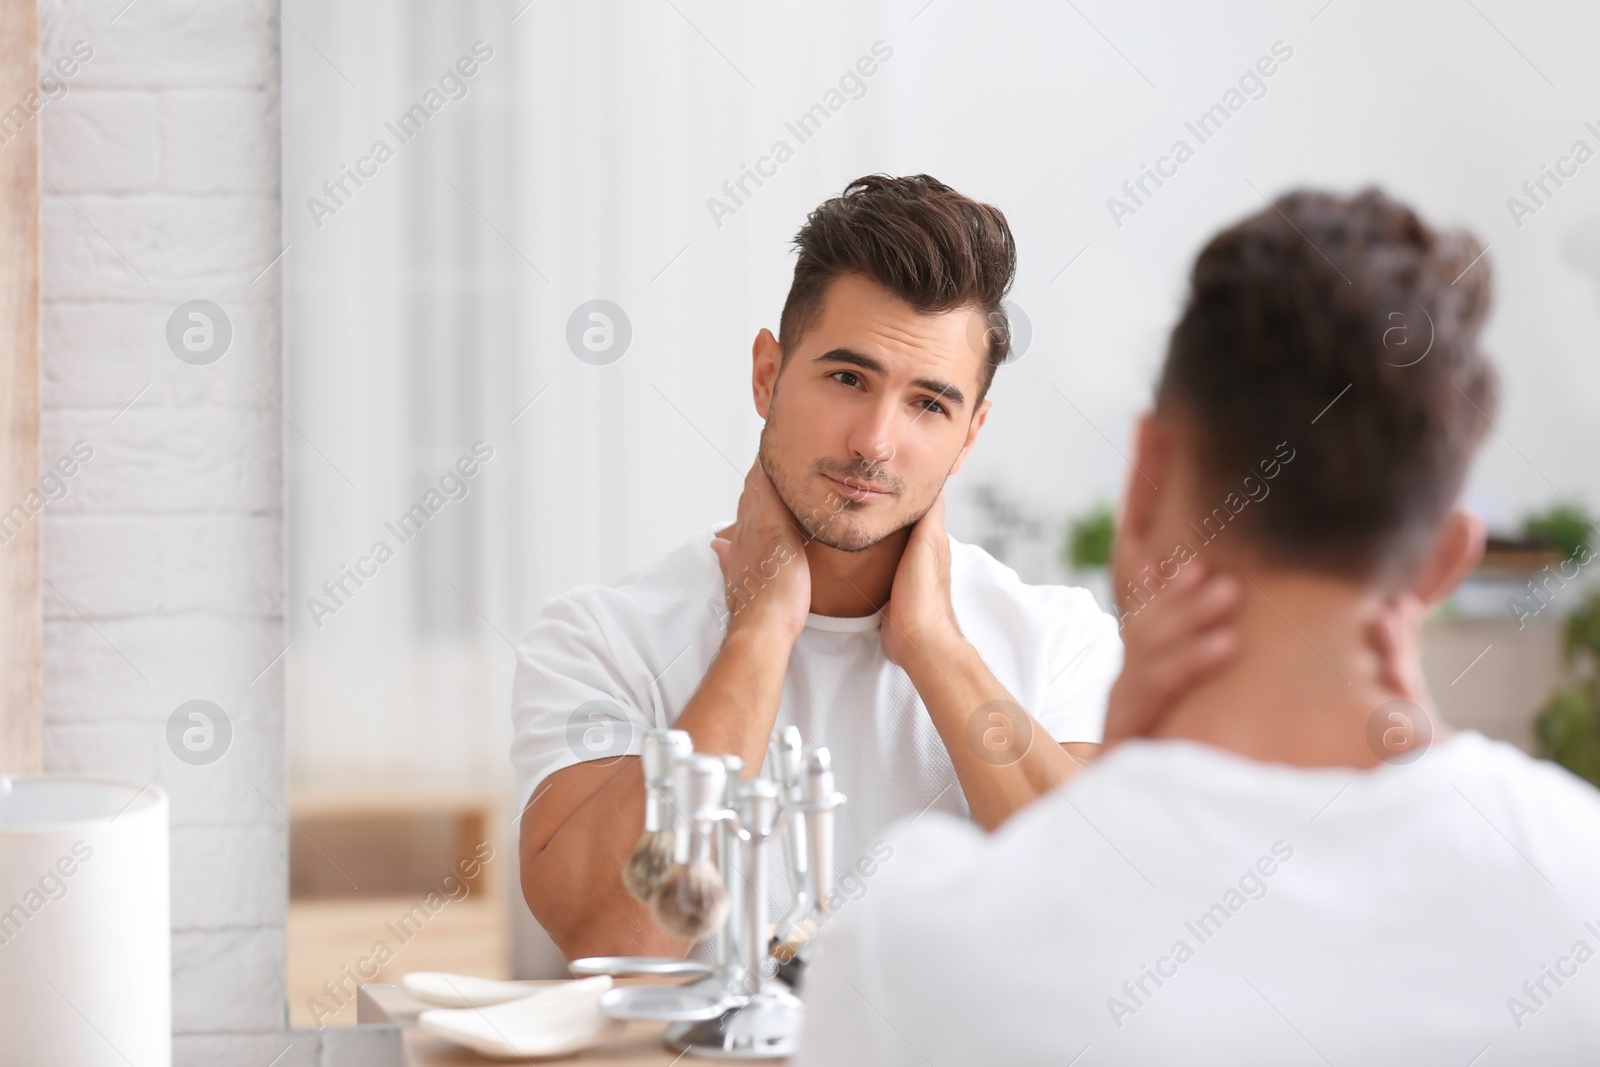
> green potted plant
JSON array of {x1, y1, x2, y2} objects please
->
[
  {"x1": 1061, "y1": 503, "x2": 1115, "y2": 612},
  {"x1": 1534, "y1": 590, "x2": 1600, "y2": 788},
  {"x1": 1524, "y1": 502, "x2": 1595, "y2": 567},
  {"x1": 1461, "y1": 501, "x2": 1593, "y2": 624},
  {"x1": 1064, "y1": 503, "x2": 1114, "y2": 572}
]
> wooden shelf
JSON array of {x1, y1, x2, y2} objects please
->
[{"x1": 286, "y1": 786, "x2": 512, "y2": 1027}]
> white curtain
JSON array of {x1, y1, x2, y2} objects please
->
[
  {"x1": 507, "y1": 2, "x2": 905, "y2": 615},
  {"x1": 283, "y1": 0, "x2": 521, "y2": 789}
]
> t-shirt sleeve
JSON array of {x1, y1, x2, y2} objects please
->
[
  {"x1": 509, "y1": 592, "x2": 657, "y2": 816},
  {"x1": 1034, "y1": 587, "x2": 1123, "y2": 745},
  {"x1": 797, "y1": 812, "x2": 987, "y2": 1066}
]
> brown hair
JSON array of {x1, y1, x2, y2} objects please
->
[
  {"x1": 1156, "y1": 187, "x2": 1499, "y2": 583},
  {"x1": 778, "y1": 174, "x2": 1017, "y2": 402}
]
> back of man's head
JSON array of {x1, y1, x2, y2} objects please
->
[{"x1": 1156, "y1": 188, "x2": 1499, "y2": 586}]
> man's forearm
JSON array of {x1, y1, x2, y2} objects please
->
[
  {"x1": 668, "y1": 622, "x2": 795, "y2": 774},
  {"x1": 898, "y1": 633, "x2": 1081, "y2": 830},
  {"x1": 522, "y1": 622, "x2": 795, "y2": 958}
]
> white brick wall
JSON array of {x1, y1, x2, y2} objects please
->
[
  {"x1": 32, "y1": 4, "x2": 486, "y2": 1062},
  {"x1": 33, "y1": 3, "x2": 393, "y2": 1064}
]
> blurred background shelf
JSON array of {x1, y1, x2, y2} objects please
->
[
  {"x1": 286, "y1": 786, "x2": 511, "y2": 1029},
  {"x1": 1421, "y1": 618, "x2": 1569, "y2": 751}
]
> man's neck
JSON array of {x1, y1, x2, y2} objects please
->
[
  {"x1": 1147, "y1": 568, "x2": 1441, "y2": 769},
  {"x1": 804, "y1": 526, "x2": 910, "y2": 618}
]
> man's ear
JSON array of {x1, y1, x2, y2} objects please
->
[
  {"x1": 1408, "y1": 505, "x2": 1486, "y2": 607},
  {"x1": 1117, "y1": 414, "x2": 1168, "y2": 549},
  {"x1": 1110, "y1": 413, "x2": 1171, "y2": 596},
  {"x1": 752, "y1": 328, "x2": 783, "y2": 419},
  {"x1": 947, "y1": 398, "x2": 992, "y2": 476}
]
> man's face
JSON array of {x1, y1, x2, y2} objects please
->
[{"x1": 753, "y1": 273, "x2": 992, "y2": 551}]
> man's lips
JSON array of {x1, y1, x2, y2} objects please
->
[{"x1": 822, "y1": 473, "x2": 893, "y2": 501}]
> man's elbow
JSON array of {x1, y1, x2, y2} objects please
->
[
  {"x1": 519, "y1": 847, "x2": 672, "y2": 962},
  {"x1": 519, "y1": 849, "x2": 583, "y2": 959}
]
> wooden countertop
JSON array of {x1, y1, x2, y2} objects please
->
[{"x1": 358, "y1": 981, "x2": 787, "y2": 1066}]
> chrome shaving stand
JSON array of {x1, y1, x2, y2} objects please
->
[
  {"x1": 593, "y1": 753, "x2": 737, "y2": 1023},
  {"x1": 664, "y1": 745, "x2": 845, "y2": 1059}
]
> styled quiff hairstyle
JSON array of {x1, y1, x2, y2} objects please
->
[
  {"x1": 1156, "y1": 187, "x2": 1499, "y2": 583},
  {"x1": 778, "y1": 174, "x2": 1018, "y2": 402}
]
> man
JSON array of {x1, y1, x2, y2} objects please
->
[
  {"x1": 512, "y1": 175, "x2": 1234, "y2": 959},
  {"x1": 798, "y1": 189, "x2": 1600, "y2": 1064}
]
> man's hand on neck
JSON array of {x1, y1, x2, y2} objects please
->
[
  {"x1": 713, "y1": 462, "x2": 813, "y2": 645},
  {"x1": 877, "y1": 492, "x2": 960, "y2": 665},
  {"x1": 874, "y1": 493, "x2": 1095, "y2": 829}
]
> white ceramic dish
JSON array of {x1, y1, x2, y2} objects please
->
[
  {"x1": 402, "y1": 971, "x2": 549, "y2": 1008},
  {"x1": 417, "y1": 975, "x2": 624, "y2": 1060}
]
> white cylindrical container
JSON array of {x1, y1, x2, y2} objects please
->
[{"x1": 0, "y1": 777, "x2": 170, "y2": 1067}]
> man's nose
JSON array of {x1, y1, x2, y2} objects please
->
[{"x1": 845, "y1": 400, "x2": 897, "y2": 470}]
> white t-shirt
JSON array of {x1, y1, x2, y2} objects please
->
[
  {"x1": 510, "y1": 524, "x2": 1122, "y2": 920},
  {"x1": 798, "y1": 732, "x2": 1600, "y2": 1066}
]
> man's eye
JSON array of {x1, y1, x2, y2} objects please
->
[
  {"x1": 917, "y1": 397, "x2": 947, "y2": 415},
  {"x1": 830, "y1": 371, "x2": 861, "y2": 388}
]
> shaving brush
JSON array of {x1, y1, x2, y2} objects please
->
[
  {"x1": 769, "y1": 727, "x2": 814, "y2": 944},
  {"x1": 623, "y1": 730, "x2": 693, "y2": 903},
  {"x1": 650, "y1": 754, "x2": 730, "y2": 941},
  {"x1": 772, "y1": 746, "x2": 845, "y2": 969},
  {"x1": 800, "y1": 746, "x2": 840, "y2": 922},
  {"x1": 623, "y1": 825, "x2": 677, "y2": 905},
  {"x1": 736, "y1": 777, "x2": 780, "y2": 996}
]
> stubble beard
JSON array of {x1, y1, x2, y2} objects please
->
[{"x1": 756, "y1": 422, "x2": 938, "y2": 554}]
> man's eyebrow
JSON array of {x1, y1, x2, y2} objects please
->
[
  {"x1": 815, "y1": 348, "x2": 886, "y2": 375},
  {"x1": 911, "y1": 376, "x2": 965, "y2": 409},
  {"x1": 814, "y1": 347, "x2": 966, "y2": 409}
]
